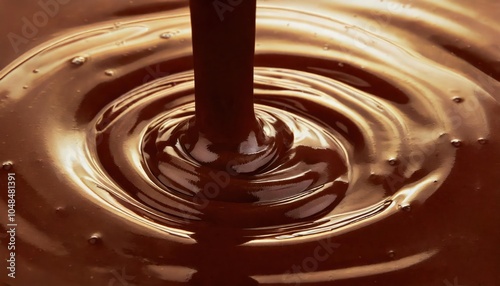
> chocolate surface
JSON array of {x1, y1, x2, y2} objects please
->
[{"x1": 1, "y1": 1, "x2": 499, "y2": 285}]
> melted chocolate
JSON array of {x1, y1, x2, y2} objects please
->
[{"x1": 0, "y1": 1, "x2": 499, "y2": 285}]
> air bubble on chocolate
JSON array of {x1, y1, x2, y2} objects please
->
[
  {"x1": 399, "y1": 204, "x2": 411, "y2": 212},
  {"x1": 388, "y1": 250, "x2": 396, "y2": 258},
  {"x1": 478, "y1": 138, "x2": 488, "y2": 145},
  {"x1": 88, "y1": 234, "x2": 102, "y2": 245},
  {"x1": 2, "y1": 161, "x2": 13, "y2": 170},
  {"x1": 451, "y1": 139, "x2": 463, "y2": 148},
  {"x1": 71, "y1": 56, "x2": 87, "y2": 66},
  {"x1": 160, "y1": 32, "x2": 173, "y2": 39}
]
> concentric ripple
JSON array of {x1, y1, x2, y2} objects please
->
[
  {"x1": 95, "y1": 69, "x2": 350, "y2": 229},
  {"x1": 0, "y1": 1, "x2": 498, "y2": 285}
]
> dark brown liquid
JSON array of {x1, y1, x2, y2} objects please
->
[
  {"x1": 1, "y1": 1, "x2": 499, "y2": 285},
  {"x1": 183, "y1": 0, "x2": 280, "y2": 178},
  {"x1": 189, "y1": 0, "x2": 258, "y2": 143}
]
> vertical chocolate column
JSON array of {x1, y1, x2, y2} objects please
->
[{"x1": 189, "y1": 0, "x2": 258, "y2": 145}]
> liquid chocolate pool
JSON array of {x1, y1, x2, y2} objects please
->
[{"x1": 1, "y1": 0, "x2": 499, "y2": 285}]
